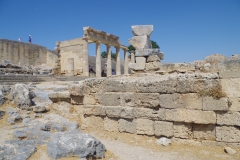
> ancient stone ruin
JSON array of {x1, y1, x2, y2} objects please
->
[
  {"x1": 0, "y1": 25, "x2": 240, "y2": 159},
  {"x1": 128, "y1": 25, "x2": 164, "y2": 71}
]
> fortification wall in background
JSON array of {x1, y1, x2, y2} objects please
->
[{"x1": 0, "y1": 39, "x2": 57, "y2": 67}]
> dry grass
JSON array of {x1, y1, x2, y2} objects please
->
[{"x1": 197, "y1": 85, "x2": 226, "y2": 99}]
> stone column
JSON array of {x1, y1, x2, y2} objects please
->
[
  {"x1": 96, "y1": 41, "x2": 101, "y2": 77},
  {"x1": 124, "y1": 49, "x2": 129, "y2": 75},
  {"x1": 82, "y1": 38, "x2": 89, "y2": 76},
  {"x1": 106, "y1": 44, "x2": 112, "y2": 77},
  {"x1": 130, "y1": 50, "x2": 135, "y2": 63},
  {"x1": 115, "y1": 46, "x2": 121, "y2": 75}
]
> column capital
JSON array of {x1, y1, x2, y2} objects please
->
[
  {"x1": 114, "y1": 46, "x2": 120, "y2": 49},
  {"x1": 95, "y1": 40, "x2": 101, "y2": 44}
]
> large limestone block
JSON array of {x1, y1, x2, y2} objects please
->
[
  {"x1": 123, "y1": 93, "x2": 160, "y2": 108},
  {"x1": 99, "y1": 93, "x2": 121, "y2": 106},
  {"x1": 203, "y1": 97, "x2": 229, "y2": 111},
  {"x1": 136, "y1": 119, "x2": 154, "y2": 135},
  {"x1": 221, "y1": 78, "x2": 240, "y2": 97},
  {"x1": 217, "y1": 59, "x2": 240, "y2": 78},
  {"x1": 104, "y1": 117, "x2": 119, "y2": 132},
  {"x1": 136, "y1": 75, "x2": 177, "y2": 94},
  {"x1": 104, "y1": 106, "x2": 133, "y2": 119},
  {"x1": 133, "y1": 108, "x2": 165, "y2": 120},
  {"x1": 159, "y1": 93, "x2": 202, "y2": 110},
  {"x1": 132, "y1": 25, "x2": 153, "y2": 37},
  {"x1": 69, "y1": 82, "x2": 84, "y2": 96},
  {"x1": 83, "y1": 116, "x2": 104, "y2": 129},
  {"x1": 173, "y1": 122, "x2": 193, "y2": 139},
  {"x1": 176, "y1": 73, "x2": 220, "y2": 93},
  {"x1": 193, "y1": 124, "x2": 216, "y2": 140},
  {"x1": 83, "y1": 105, "x2": 106, "y2": 116},
  {"x1": 145, "y1": 61, "x2": 161, "y2": 71},
  {"x1": 217, "y1": 112, "x2": 240, "y2": 126},
  {"x1": 228, "y1": 97, "x2": 240, "y2": 111},
  {"x1": 135, "y1": 57, "x2": 146, "y2": 70},
  {"x1": 83, "y1": 95, "x2": 96, "y2": 105},
  {"x1": 118, "y1": 119, "x2": 136, "y2": 134},
  {"x1": 128, "y1": 35, "x2": 152, "y2": 49},
  {"x1": 135, "y1": 49, "x2": 159, "y2": 57},
  {"x1": 154, "y1": 121, "x2": 173, "y2": 137},
  {"x1": 104, "y1": 78, "x2": 137, "y2": 92},
  {"x1": 165, "y1": 109, "x2": 216, "y2": 124},
  {"x1": 147, "y1": 55, "x2": 160, "y2": 62},
  {"x1": 216, "y1": 126, "x2": 240, "y2": 142}
]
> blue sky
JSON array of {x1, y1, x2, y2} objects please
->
[{"x1": 0, "y1": 0, "x2": 239, "y2": 62}]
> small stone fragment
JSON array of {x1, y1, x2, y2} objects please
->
[
  {"x1": 224, "y1": 147, "x2": 236, "y2": 155},
  {"x1": 156, "y1": 137, "x2": 171, "y2": 146}
]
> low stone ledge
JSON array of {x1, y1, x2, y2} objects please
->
[
  {"x1": 203, "y1": 97, "x2": 229, "y2": 111},
  {"x1": 133, "y1": 108, "x2": 165, "y2": 120},
  {"x1": 216, "y1": 126, "x2": 240, "y2": 143},
  {"x1": 165, "y1": 109, "x2": 216, "y2": 124},
  {"x1": 173, "y1": 122, "x2": 193, "y2": 139},
  {"x1": 217, "y1": 112, "x2": 240, "y2": 126},
  {"x1": 159, "y1": 93, "x2": 202, "y2": 110},
  {"x1": 48, "y1": 92, "x2": 71, "y2": 102},
  {"x1": 192, "y1": 124, "x2": 216, "y2": 140},
  {"x1": 136, "y1": 119, "x2": 154, "y2": 135},
  {"x1": 118, "y1": 119, "x2": 136, "y2": 134},
  {"x1": 154, "y1": 121, "x2": 173, "y2": 137}
]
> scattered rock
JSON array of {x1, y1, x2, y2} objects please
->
[
  {"x1": 47, "y1": 130, "x2": 106, "y2": 159},
  {"x1": 0, "y1": 140, "x2": 36, "y2": 160},
  {"x1": 6, "y1": 107, "x2": 22, "y2": 124},
  {"x1": 9, "y1": 84, "x2": 31, "y2": 110},
  {"x1": 156, "y1": 137, "x2": 171, "y2": 146},
  {"x1": 224, "y1": 147, "x2": 236, "y2": 155},
  {"x1": 0, "y1": 85, "x2": 6, "y2": 105}
]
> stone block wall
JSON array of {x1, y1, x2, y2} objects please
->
[
  {"x1": 0, "y1": 39, "x2": 57, "y2": 67},
  {"x1": 59, "y1": 69, "x2": 240, "y2": 147},
  {"x1": 46, "y1": 57, "x2": 240, "y2": 147}
]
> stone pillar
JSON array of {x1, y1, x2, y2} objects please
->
[
  {"x1": 82, "y1": 38, "x2": 89, "y2": 76},
  {"x1": 130, "y1": 50, "x2": 135, "y2": 63},
  {"x1": 96, "y1": 41, "x2": 101, "y2": 77},
  {"x1": 106, "y1": 44, "x2": 112, "y2": 77},
  {"x1": 115, "y1": 46, "x2": 121, "y2": 75},
  {"x1": 124, "y1": 49, "x2": 129, "y2": 75}
]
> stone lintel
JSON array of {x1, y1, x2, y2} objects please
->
[{"x1": 135, "y1": 49, "x2": 160, "y2": 57}]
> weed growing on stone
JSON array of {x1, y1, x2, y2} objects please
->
[{"x1": 197, "y1": 85, "x2": 226, "y2": 99}]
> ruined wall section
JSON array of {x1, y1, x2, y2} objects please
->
[
  {"x1": 48, "y1": 58, "x2": 240, "y2": 147},
  {"x1": 0, "y1": 39, "x2": 57, "y2": 67},
  {"x1": 57, "y1": 38, "x2": 84, "y2": 76}
]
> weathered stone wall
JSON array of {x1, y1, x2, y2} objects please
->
[
  {"x1": 0, "y1": 39, "x2": 57, "y2": 67},
  {"x1": 48, "y1": 58, "x2": 240, "y2": 147}
]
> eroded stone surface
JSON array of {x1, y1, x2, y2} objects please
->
[{"x1": 131, "y1": 25, "x2": 153, "y2": 36}]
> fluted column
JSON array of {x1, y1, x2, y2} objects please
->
[
  {"x1": 106, "y1": 44, "x2": 112, "y2": 77},
  {"x1": 124, "y1": 49, "x2": 129, "y2": 75},
  {"x1": 96, "y1": 41, "x2": 101, "y2": 77},
  {"x1": 130, "y1": 50, "x2": 135, "y2": 63},
  {"x1": 82, "y1": 38, "x2": 89, "y2": 76},
  {"x1": 115, "y1": 46, "x2": 121, "y2": 75}
]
